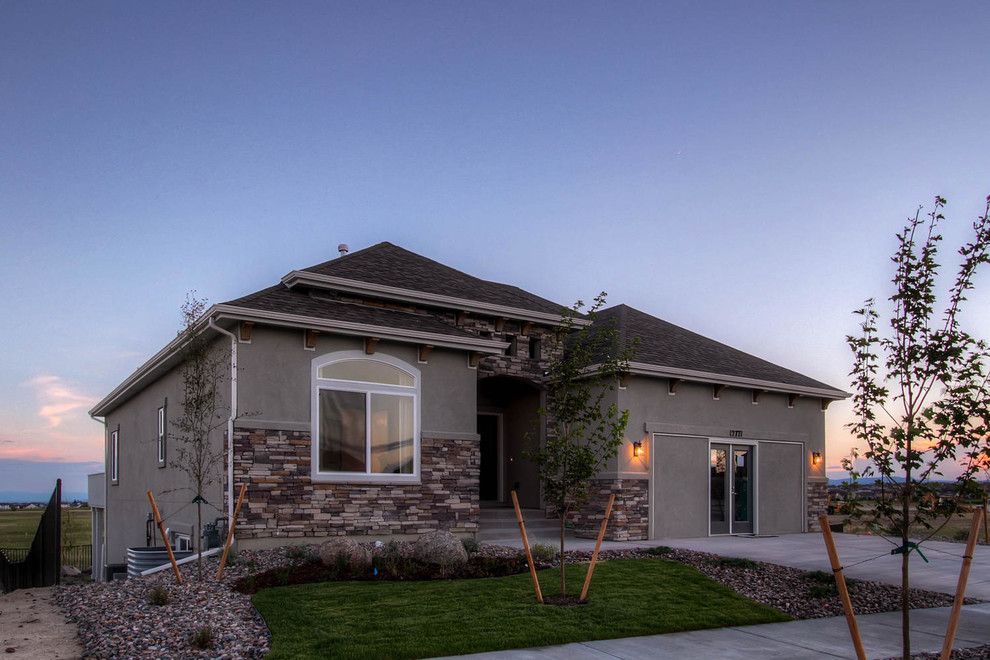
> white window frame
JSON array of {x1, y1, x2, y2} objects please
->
[
  {"x1": 110, "y1": 429, "x2": 119, "y2": 483},
  {"x1": 310, "y1": 350, "x2": 421, "y2": 484},
  {"x1": 157, "y1": 404, "x2": 166, "y2": 465}
]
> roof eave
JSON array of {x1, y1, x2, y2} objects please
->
[
  {"x1": 89, "y1": 306, "x2": 221, "y2": 418},
  {"x1": 281, "y1": 270, "x2": 590, "y2": 327},
  {"x1": 617, "y1": 362, "x2": 850, "y2": 399},
  {"x1": 90, "y1": 305, "x2": 510, "y2": 418}
]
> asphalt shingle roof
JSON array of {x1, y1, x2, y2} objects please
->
[
  {"x1": 223, "y1": 285, "x2": 478, "y2": 339},
  {"x1": 596, "y1": 304, "x2": 843, "y2": 393},
  {"x1": 300, "y1": 242, "x2": 569, "y2": 316}
]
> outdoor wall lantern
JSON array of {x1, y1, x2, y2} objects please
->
[
  {"x1": 633, "y1": 441, "x2": 643, "y2": 458},
  {"x1": 812, "y1": 451, "x2": 822, "y2": 466}
]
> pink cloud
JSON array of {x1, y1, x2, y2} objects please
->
[{"x1": 24, "y1": 375, "x2": 95, "y2": 429}]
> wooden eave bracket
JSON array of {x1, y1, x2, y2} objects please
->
[
  {"x1": 418, "y1": 344, "x2": 434, "y2": 363},
  {"x1": 521, "y1": 322, "x2": 533, "y2": 336},
  {"x1": 365, "y1": 337, "x2": 380, "y2": 355},
  {"x1": 752, "y1": 389, "x2": 765, "y2": 404},
  {"x1": 305, "y1": 329, "x2": 320, "y2": 349},
  {"x1": 469, "y1": 352, "x2": 481, "y2": 368},
  {"x1": 494, "y1": 317, "x2": 507, "y2": 332},
  {"x1": 788, "y1": 393, "x2": 801, "y2": 408},
  {"x1": 238, "y1": 321, "x2": 253, "y2": 342},
  {"x1": 821, "y1": 398, "x2": 832, "y2": 411},
  {"x1": 618, "y1": 372, "x2": 629, "y2": 389},
  {"x1": 713, "y1": 384, "x2": 725, "y2": 399},
  {"x1": 668, "y1": 378, "x2": 681, "y2": 395},
  {"x1": 456, "y1": 311, "x2": 469, "y2": 326}
]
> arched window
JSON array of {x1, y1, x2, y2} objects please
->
[{"x1": 311, "y1": 351, "x2": 420, "y2": 482}]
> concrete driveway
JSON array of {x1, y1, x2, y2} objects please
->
[
  {"x1": 653, "y1": 532, "x2": 990, "y2": 599},
  {"x1": 490, "y1": 531, "x2": 989, "y2": 598},
  {"x1": 441, "y1": 603, "x2": 990, "y2": 659}
]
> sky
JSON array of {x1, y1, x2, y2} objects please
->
[{"x1": 2, "y1": 2, "x2": 990, "y2": 497}]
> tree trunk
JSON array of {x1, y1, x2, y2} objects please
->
[
  {"x1": 559, "y1": 514, "x2": 566, "y2": 595},
  {"x1": 196, "y1": 500, "x2": 203, "y2": 582},
  {"x1": 902, "y1": 459, "x2": 912, "y2": 659}
]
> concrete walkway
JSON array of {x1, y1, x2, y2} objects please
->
[
  {"x1": 486, "y1": 531, "x2": 990, "y2": 599},
  {"x1": 0, "y1": 587, "x2": 82, "y2": 659},
  {"x1": 443, "y1": 603, "x2": 990, "y2": 659}
]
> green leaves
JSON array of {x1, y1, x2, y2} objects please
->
[{"x1": 844, "y1": 194, "x2": 990, "y2": 542}]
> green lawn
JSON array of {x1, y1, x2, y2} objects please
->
[
  {"x1": 252, "y1": 559, "x2": 790, "y2": 659},
  {"x1": 0, "y1": 508, "x2": 91, "y2": 548}
]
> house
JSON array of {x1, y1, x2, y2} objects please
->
[{"x1": 88, "y1": 242, "x2": 846, "y2": 578}]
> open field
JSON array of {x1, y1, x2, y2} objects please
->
[
  {"x1": 0, "y1": 508, "x2": 91, "y2": 548},
  {"x1": 830, "y1": 506, "x2": 989, "y2": 544},
  {"x1": 253, "y1": 559, "x2": 790, "y2": 659}
]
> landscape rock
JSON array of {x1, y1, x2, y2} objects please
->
[
  {"x1": 318, "y1": 537, "x2": 372, "y2": 569},
  {"x1": 413, "y1": 530, "x2": 468, "y2": 566},
  {"x1": 60, "y1": 565, "x2": 81, "y2": 577}
]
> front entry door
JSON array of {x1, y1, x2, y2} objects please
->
[
  {"x1": 710, "y1": 443, "x2": 754, "y2": 534},
  {"x1": 478, "y1": 414, "x2": 500, "y2": 502}
]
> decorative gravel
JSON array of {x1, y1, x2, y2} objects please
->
[
  {"x1": 908, "y1": 646, "x2": 990, "y2": 659},
  {"x1": 54, "y1": 547, "x2": 309, "y2": 659},
  {"x1": 54, "y1": 542, "x2": 982, "y2": 658}
]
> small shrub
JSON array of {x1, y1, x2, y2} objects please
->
[
  {"x1": 718, "y1": 557, "x2": 759, "y2": 570},
  {"x1": 147, "y1": 586, "x2": 169, "y2": 606},
  {"x1": 808, "y1": 583, "x2": 837, "y2": 599},
  {"x1": 807, "y1": 573, "x2": 859, "y2": 598},
  {"x1": 529, "y1": 543, "x2": 559, "y2": 563},
  {"x1": 806, "y1": 570, "x2": 834, "y2": 584},
  {"x1": 645, "y1": 546, "x2": 673, "y2": 556},
  {"x1": 286, "y1": 545, "x2": 310, "y2": 560},
  {"x1": 462, "y1": 537, "x2": 480, "y2": 555},
  {"x1": 190, "y1": 626, "x2": 214, "y2": 650}
]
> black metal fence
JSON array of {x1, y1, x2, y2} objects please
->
[
  {"x1": 0, "y1": 480, "x2": 62, "y2": 592},
  {"x1": 0, "y1": 546, "x2": 89, "y2": 570}
]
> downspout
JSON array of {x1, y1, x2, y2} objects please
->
[{"x1": 208, "y1": 318, "x2": 238, "y2": 523}]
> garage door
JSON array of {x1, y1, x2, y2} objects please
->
[
  {"x1": 756, "y1": 441, "x2": 804, "y2": 534},
  {"x1": 651, "y1": 434, "x2": 709, "y2": 538}
]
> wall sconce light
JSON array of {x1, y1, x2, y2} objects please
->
[
  {"x1": 812, "y1": 451, "x2": 822, "y2": 466},
  {"x1": 633, "y1": 441, "x2": 643, "y2": 458}
]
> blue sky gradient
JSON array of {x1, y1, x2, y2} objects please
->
[{"x1": 2, "y1": 2, "x2": 989, "y2": 493}]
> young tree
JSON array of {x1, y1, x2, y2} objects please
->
[
  {"x1": 526, "y1": 293, "x2": 632, "y2": 597},
  {"x1": 844, "y1": 195, "x2": 990, "y2": 658},
  {"x1": 170, "y1": 293, "x2": 229, "y2": 581}
]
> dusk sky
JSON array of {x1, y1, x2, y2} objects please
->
[{"x1": 2, "y1": 2, "x2": 990, "y2": 496}]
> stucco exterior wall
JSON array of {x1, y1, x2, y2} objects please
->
[
  {"x1": 102, "y1": 337, "x2": 230, "y2": 569},
  {"x1": 617, "y1": 376, "x2": 828, "y2": 538},
  {"x1": 236, "y1": 326, "x2": 478, "y2": 435}
]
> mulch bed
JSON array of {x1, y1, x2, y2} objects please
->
[{"x1": 54, "y1": 542, "x2": 983, "y2": 658}]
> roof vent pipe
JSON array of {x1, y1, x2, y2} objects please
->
[{"x1": 337, "y1": 243, "x2": 349, "y2": 257}]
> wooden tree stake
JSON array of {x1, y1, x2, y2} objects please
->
[
  {"x1": 147, "y1": 490, "x2": 183, "y2": 584},
  {"x1": 983, "y1": 496, "x2": 988, "y2": 545},
  {"x1": 216, "y1": 483, "x2": 248, "y2": 580},
  {"x1": 579, "y1": 493, "x2": 615, "y2": 602},
  {"x1": 511, "y1": 490, "x2": 543, "y2": 604},
  {"x1": 819, "y1": 514, "x2": 865, "y2": 660},
  {"x1": 940, "y1": 507, "x2": 984, "y2": 660}
]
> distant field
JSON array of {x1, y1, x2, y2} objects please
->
[{"x1": 0, "y1": 508, "x2": 91, "y2": 548}]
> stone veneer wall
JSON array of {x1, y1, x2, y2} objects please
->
[
  {"x1": 230, "y1": 428, "x2": 480, "y2": 542},
  {"x1": 569, "y1": 478, "x2": 650, "y2": 542},
  {"x1": 806, "y1": 480, "x2": 828, "y2": 531}
]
